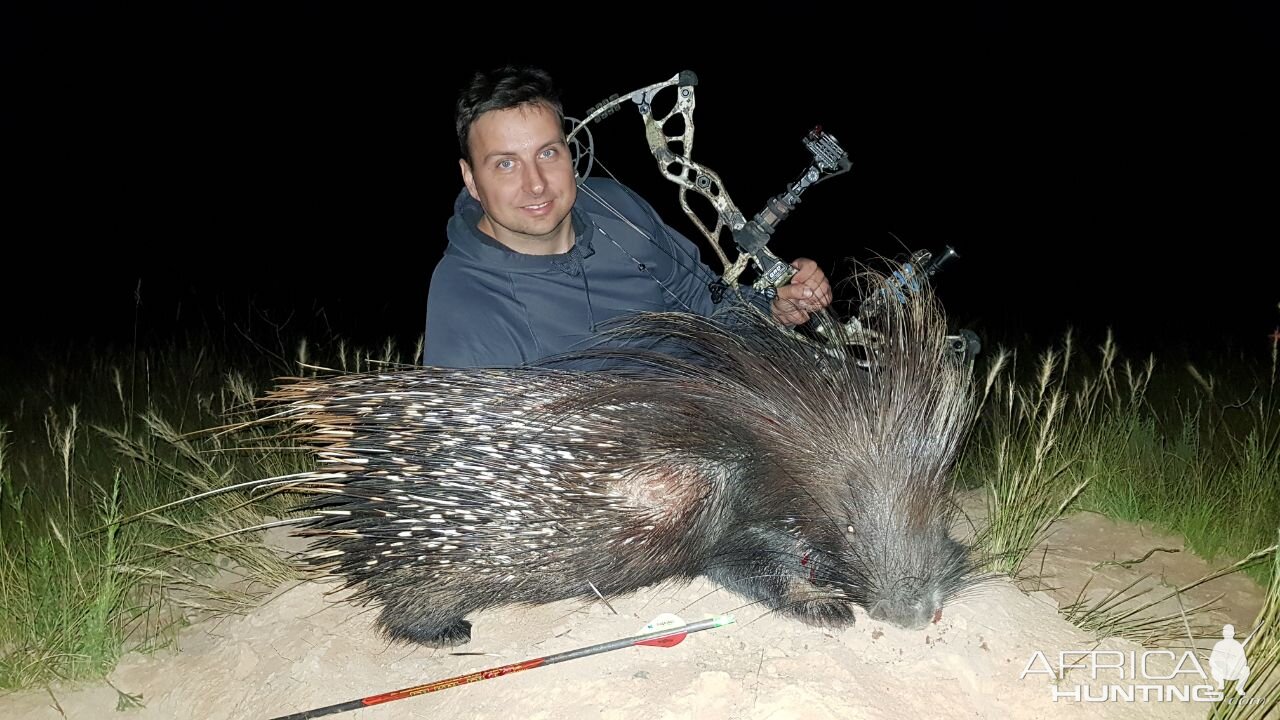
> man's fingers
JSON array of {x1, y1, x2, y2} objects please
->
[
  {"x1": 813, "y1": 281, "x2": 833, "y2": 307},
  {"x1": 772, "y1": 297, "x2": 811, "y2": 326},
  {"x1": 790, "y1": 257, "x2": 819, "y2": 283},
  {"x1": 774, "y1": 258, "x2": 831, "y2": 324},
  {"x1": 787, "y1": 258, "x2": 833, "y2": 308},
  {"x1": 775, "y1": 310, "x2": 810, "y2": 325},
  {"x1": 777, "y1": 284, "x2": 815, "y2": 303}
]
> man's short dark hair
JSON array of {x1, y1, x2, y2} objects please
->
[{"x1": 456, "y1": 65, "x2": 564, "y2": 165}]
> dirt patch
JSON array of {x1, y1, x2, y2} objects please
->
[{"x1": 1, "y1": 501, "x2": 1267, "y2": 719}]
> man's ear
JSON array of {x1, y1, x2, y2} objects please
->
[{"x1": 460, "y1": 158, "x2": 478, "y2": 200}]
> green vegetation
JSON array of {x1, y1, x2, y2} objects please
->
[
  {"x1": 962, "y1": 329, "x2": 1278, "y2": 588},
  {"x1": 0, "y1": 331, "x2": 420, "y2": 690}
]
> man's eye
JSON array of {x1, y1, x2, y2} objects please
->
[
  {"x1": 539, "y1": 148, "x2": 557, "y2": 159},
  {"x1": 496, "y1": 159, "x2": 514, "y2": 170}
]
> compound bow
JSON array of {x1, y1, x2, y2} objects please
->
[{"x1": 565, "y1": 69, "x2": 976, "y2": 359}]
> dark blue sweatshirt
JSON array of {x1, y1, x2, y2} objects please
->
[{"x1": 424, "y1": 177, "x2": 754, "y2": 368}]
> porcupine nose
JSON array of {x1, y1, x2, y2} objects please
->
[{"x1": 868, "y1": 580, "x2": 937, "y2": 629}]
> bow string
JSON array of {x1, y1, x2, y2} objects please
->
[{"x1": 566, "y1": 71, "x2": 824, "y2": 293}]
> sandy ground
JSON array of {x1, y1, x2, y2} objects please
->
[{"x1": 1, "y1": 494, "x2": 1269, "y2": 720}]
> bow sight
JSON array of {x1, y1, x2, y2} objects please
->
[{"x1": 718, "y1": 126, "x2": 852, "y2": 298}]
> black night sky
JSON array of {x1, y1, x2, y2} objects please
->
[{"x1": 4, "y1": 5, "x2": 1277, "y2": 365}]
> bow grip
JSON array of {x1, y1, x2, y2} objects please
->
[{"x1": 733, "y1": 222, "x2": 796, "y2": 288}]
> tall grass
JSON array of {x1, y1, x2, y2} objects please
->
[
  {"x1": 962, "y1": 327, "x2": 1280, "y2": 647},
  {"x1": 1207, "y1": 531, "x2": 1279, "y2": 718},
  {"x1": 0, "y1": 330, "x2": 420, "y2": 691}
]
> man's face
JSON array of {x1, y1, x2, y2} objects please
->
[{"x1": 460, "y1": 103, "x2": 577, "y2": 255}]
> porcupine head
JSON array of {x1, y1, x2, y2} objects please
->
[{"x1": 792, "y1": 269, "x2": 978, "y2": 630}]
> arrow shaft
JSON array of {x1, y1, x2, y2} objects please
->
[{"x1": 267, "y1": 616, "x2": 733, "y2": 720}]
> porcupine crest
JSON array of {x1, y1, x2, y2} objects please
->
[{"x1": 264, "y1": 263, "x2": 979, "y2": 645}]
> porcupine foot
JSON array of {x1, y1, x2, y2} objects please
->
[
  {"x1": 787, "y1": 596, "x2": 857, "y2": 628},
  {"x1": 758, "y1": 573, "x2": 857, "y2": 630},
  {"x1": 379, "y1": 609, "x2": 473, "y2": 648},
  {"x1": 704, "y1": 526, "x2": 855, "y2": 629}
]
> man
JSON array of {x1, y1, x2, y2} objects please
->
[{"x1": 424, "y1": 65, "x2": 832, "y2": 368}]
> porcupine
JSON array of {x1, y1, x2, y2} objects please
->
[{"x1": 260, "y1": 265, "x2": 979, "y2": 648}]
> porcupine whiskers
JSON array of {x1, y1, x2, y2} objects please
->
[{"x1": 258, "y1": 265, "x2": 980, "y2": 646}]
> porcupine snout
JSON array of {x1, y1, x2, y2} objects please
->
[
  {"x1": 867, "y1": 579, "x2": 939, "y2": 630},
  {"x1": 859, "y1": 530, "x2": 970, "y2": 629}
]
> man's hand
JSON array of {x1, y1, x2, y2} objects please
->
[{"x1": 771, "y1": 257, "x2": 832, "y2": 326}]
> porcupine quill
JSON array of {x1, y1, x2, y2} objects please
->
[{"x1": 240, "y1": 264, "x2": 982, "y2": 647}]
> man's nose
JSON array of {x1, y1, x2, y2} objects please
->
[{"x1": 523, "y1": 163, "x2": 546, "y2": 194}]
